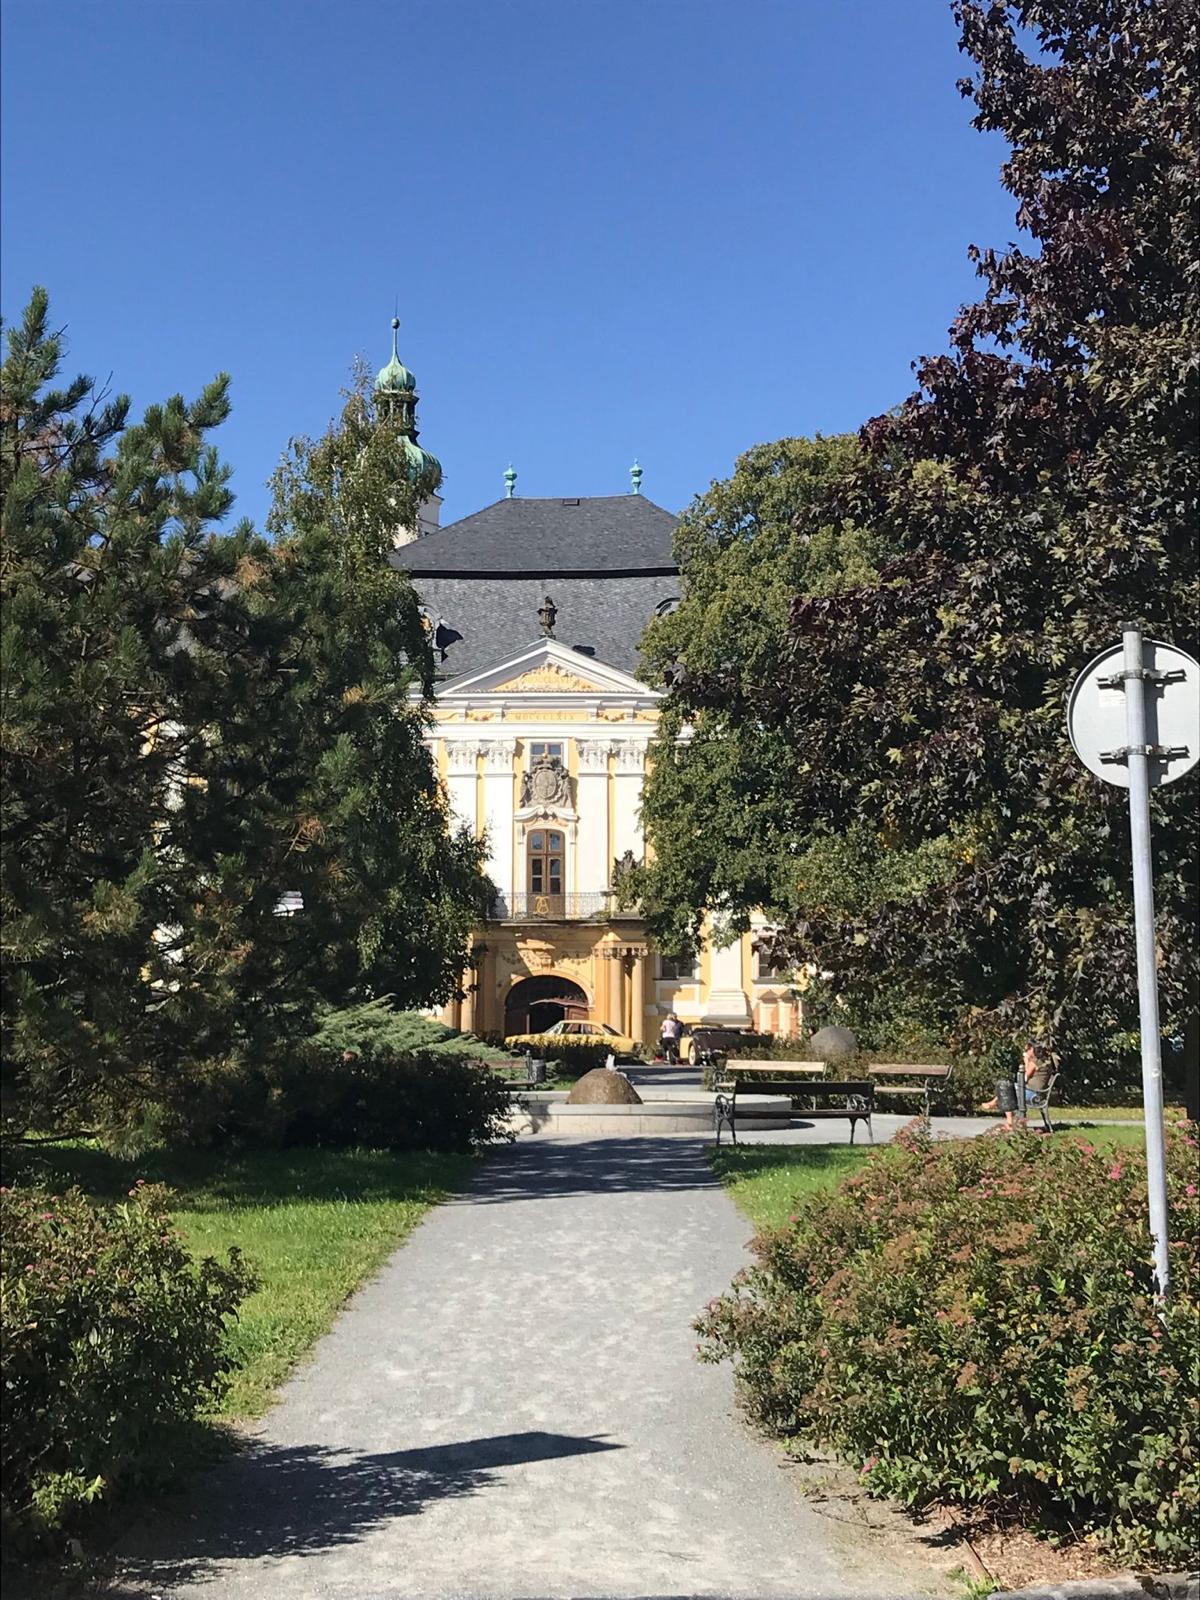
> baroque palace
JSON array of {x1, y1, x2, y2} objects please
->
[{"x1": 378, "y1": 322, "x2": 797, "y2": 1048}]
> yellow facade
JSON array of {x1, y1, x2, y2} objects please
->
[{"x1": 427, "y1": 638, "x2": 799, "y2": 1048}]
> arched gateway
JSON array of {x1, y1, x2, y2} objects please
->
[{"x1": 504, "y1": 975, "x2": 588, "y2": 1037}]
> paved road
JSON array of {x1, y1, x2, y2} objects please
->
[{"x1": 116, "y1": 1137, "x2": 955, "y2": 1600}]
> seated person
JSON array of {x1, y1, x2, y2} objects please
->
[{"x1": 978, "y1": 1040, "x2": 1052, "y2": 1129}]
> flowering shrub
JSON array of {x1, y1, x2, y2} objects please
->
[
  {"x1": 1, "y1": 1181, "x2": 255, "y2": 1540},
  {"x1": 697, "y1": 1125, "x2": 1200, "y2": 1565}
]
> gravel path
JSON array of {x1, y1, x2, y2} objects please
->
[{"x1": 116, "y1": 1136, "x2": 955, "y2": 1600}]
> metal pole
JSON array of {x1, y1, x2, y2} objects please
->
[{"x1": 1121, "y1": 622, "x2": 1171, "y2": 1302}]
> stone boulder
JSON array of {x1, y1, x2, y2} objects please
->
[
  {"x1": 567, "y1": 1068, "x2": 643, "y2": 1106},
  {"x1": 808, "y1": 1025, "x2": 859, "y2": 1063}
]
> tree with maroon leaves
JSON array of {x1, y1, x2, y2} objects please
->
[{"x1": 636, "y1": 0, "x2": 1198, "y2": 1097}]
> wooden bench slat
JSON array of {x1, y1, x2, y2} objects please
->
[
  {"x1": 725, "y1": 1059, "x2": 827, "y2": 1074},
  {"x1": 867, "y1": 1064, "x2": 952, "y2": 1077}
]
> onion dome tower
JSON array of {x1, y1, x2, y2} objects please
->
[{"x1": 375, "y1": 316, "x2": 443, "y2": 542}]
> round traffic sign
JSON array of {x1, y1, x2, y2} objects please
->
[{"x1": 1067, "y1": 639, "x2": 1200, "y2": 789}]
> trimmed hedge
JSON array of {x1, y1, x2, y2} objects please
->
[
  {"x1": 504, "y1": 1035, "x2": 621, "y2": 1073},
  {"x1": 697, "y1": 1123, "x2": 1200, "y2": 1565},
  {"x1": 1, "y1": 1182, "x2": 254, "y2": 1541},
  {"x1": 149, "y1": 1045, "x2": 514, "y2": 1152}
]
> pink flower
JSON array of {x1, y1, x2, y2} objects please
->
[
  {"x1": 1108, "y1": 1164, "x2": 1123, "y2": 1180},
  {"x1": 39, "y1": 1211, "x2": 53, "y2": 1220},
  {"x1": 1185, "y1": 1185, "x2": 1198, "y2": 1197}
]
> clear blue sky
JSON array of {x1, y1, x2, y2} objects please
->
[{"x1": 2, "y1": 0, "x2": 1014, "y2": 530}]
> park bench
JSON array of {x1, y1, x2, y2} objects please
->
[
  {"x1": 1003, "y1": 1068, "x2": 1059, "y2": 1132},
  {"x1": 482, "y1": 1057, "x2": 547, "y2": 1091},
  {"x1": 865, "y1": 1063, "x2": 954, "y2": 1120},
  {"x1": 714, "y1": 1065, "x2": 873, "y2": 1146},
  {"x1": 1023, "y1": 1069, "x2": 1059, "y2": 1133},
  {"x1": 724, "y1": 1059, "x2": 827, "y2": 1078}
]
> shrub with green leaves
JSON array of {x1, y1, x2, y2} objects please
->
[
  {"x1": 697, "y1": 1125, "x2": 1200, "y2": 1565},
  {"x1": 151, "y1": 1043, "x2": 514, "y2": 1152},
  {"x1": 311, "y1": 999, "x2": 518, "y2": 1062},
  {"x1": 1, "y1": 1181, "x2": 255, "y2": 1541},
  {"x1": 503, "y1": 1034, "x2": 620, "y2": 1074}
]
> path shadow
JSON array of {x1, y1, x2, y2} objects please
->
[
  {"x1": 117, "y1": 1430, "x2": 620, "y2": 1587},
  {"x1": 464, "y1": 1135, "x2": 724, "y2": 1203}
]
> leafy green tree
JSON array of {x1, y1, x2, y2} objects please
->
[
  {"x1": 636, "y1": 1, "x2": 1198, "y2": 1091},
  {"x1": 633, "y1": 435, "x2": 899, "y2": 952}
]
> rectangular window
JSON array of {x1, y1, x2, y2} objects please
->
[
  {"x1": 528, "y1": 828, "x2": 565, "y2": 897},
  {"x1": 529, "y1": 741, "x2": 563, "y2": 763},
  {"x1": 658, "y1": 952, "x2": 700, "y2": 982},
  {"x1": 754, "y1": 948, "x2": 792, "y2": 981}
]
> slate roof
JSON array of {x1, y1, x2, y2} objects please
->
[
  {"x1": 413, "y1": 572, "x2": 681, "y2": 678},
  {"x1": 392, "y1": 494, "x2": 677, "y2": 576}
]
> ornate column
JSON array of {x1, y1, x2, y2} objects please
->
[
  {"x1": 481, "y1": 739, "x2": 517, "y2": 913},
  {"x1": 459, "y1": 946, "x2": 477, "y2": 1035},
  {"x1": 630, "y1": 948, "x2": 647, "y2": 1046},
  {"x1": 444, "y1": 740, "x2": 479, "y2": 837},
  {"x1": 612, "y1": 740, "x2": 646, "y2": 868},
  {"x1": 476, "y1": 943, "x2": 496, "y2": 1037},
  {"x1": 576, "y1": 739, "x2": 612, "y2": 896},
  {"x1": 702, "y1": 936, "x2": 752, "y2": 1026},
  {"x1": 605, "y1": 947, "x2": 625, "y2": 1032}
]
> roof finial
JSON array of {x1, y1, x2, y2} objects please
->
[
  {"x1": 390, "y1": 315, "x2": 401, "y2": 360},
  {"x1": 538, "y1": 594, "x2": 557, "y2": 637},
  {"x1": 630, "y1": 458, "x2": 643, "y2": 495},
  {"x1": 504, "y1": 463, "x2": 517, "y2": 499}
]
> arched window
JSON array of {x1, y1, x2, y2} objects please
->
[{"x1": 527, "y1": 828, "x2": 565, "y2": 898}]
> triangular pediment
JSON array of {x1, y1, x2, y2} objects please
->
[{"x1": 435, "y1": 637, "x2": 660, "y2": 702}]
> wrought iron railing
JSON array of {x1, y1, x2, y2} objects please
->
[{"x1": 488, "y1": 892, "x2": 642, "y2": 922}]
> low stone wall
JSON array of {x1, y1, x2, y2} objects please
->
[{"x1": 503, "y1": 1090, "x2": 791, "y2": 1137}]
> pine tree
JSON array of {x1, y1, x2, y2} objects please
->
[
  {"x1": 249, "y1": 365, "x2": 490, "y2": 1010},
  {"x1": 0, "y1": 289, "x2": 259, "y2": 1134},
  {"x1": 2, "y1": 298, "x2": 489, "y2": 1141}
]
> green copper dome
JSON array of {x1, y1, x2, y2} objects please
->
[
  {"x1": 375, "y1": 317, "x2": 416, "y2": 395},
  {"x1": 401, "y1": 435, "x2": 442, "y2": 486}
]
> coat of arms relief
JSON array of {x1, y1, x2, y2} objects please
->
[{"x1": 520, "y1": 752, "x2": 573, "y2": 812}]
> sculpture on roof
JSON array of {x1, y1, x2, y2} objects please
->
[{"x1": 538, "y1": 595, "x2": 557, "y2": 637}]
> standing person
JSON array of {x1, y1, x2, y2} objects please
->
[
  {"x1": 660, "y1": 1012, "x2": 682, "y2": 1064},
  {"x1": 978, "y1": 1040, "x2": 1051, "y2": 1129}
]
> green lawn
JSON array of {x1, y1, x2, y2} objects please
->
[
  {"x1": 1054, "y1": 1121, "x2": 1146, "y2": 1146},
  {"x1": 1054, "y1": 1104, "x2": 1183, "y2": 1122},
  {"x1": 709, "y1": 1144, "x2": 868, "y2": 1230},
  {"x1": 710, "y1": 1124, "x2": 1153, "y2": 1232},
  {"x1": 11, "y1": 1143, "x2": 472, "y2": 1418}
]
